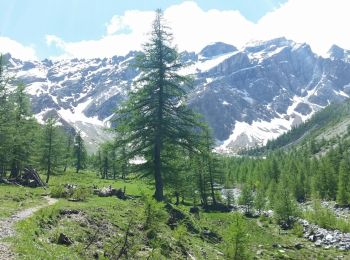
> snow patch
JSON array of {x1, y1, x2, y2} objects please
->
[
  {"x1": 58, "y1": 98, "x2": 105, "y2": 127},
  {"x1": 179, "y1": 51, "x2": 236, "y2": 75}
]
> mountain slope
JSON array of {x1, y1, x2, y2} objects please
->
[
  {"x1": 242, "y1": 98, "x2": 350, "y2": 155},
  {"x1": 4, "y1": 38, "x2": 350, "y2": 152}
]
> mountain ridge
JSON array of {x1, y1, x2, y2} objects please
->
[{"x1": 4, "y1": 38, "x2": 350, "y2": 153}]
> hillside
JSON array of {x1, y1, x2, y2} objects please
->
[
  {"x1": 5, "y1": 37, "x2": 350, "y2": 152},
  {"x1": 1, "y1": 171, "x2": 350, "y2": 259},
  {"x1": 242, "y1": 98, "x2": 350, "y2": 155}
]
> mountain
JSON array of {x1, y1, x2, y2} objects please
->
[
  {"x1": 4, "y1": 38, "x2": 350, "y2": 152},
  {"x1": 242, "y1": 98, "x2": 350, "y2": 156}
]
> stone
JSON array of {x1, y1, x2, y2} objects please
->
[
  {"x1": 325, "y1": 234, "x2": 333, "y2": 241},
  {"x1": 272, "y1": 243, "x2": 280, "y2": 248},
  {"x1": 308, "y1": 235, "x2": 316, "y2": 242},
  {"x1": 294, "y1": 243, "x2": 303, "y2": 250},
  {"x1": 189, "y1": 207, "x2": 200, "y2": 214},
  {"x1": 57, "y1": 233, "x2": 73, "y2": 246},
  {"x1": 314, "y1": 240, "x2": 322, "y2": 247}
]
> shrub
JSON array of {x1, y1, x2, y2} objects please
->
[
  {"x1": 51, "y1": 185, "x2": 68, "y2": 198},
  {"x1": 304, "y1": 200, "x2": 350, "y2": 233},
  {"x1": 224, "y1": 214, "x2": 248, "y2": 260},
  {"x1": 71, "y1": 187, "x2": 91, "y2": 201}
]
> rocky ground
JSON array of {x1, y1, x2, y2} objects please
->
[
  {"x1": 0, "y1": 196, "x2": 58, "y2": 259},
  {"x1": 222, "y1": 188, "x2": 350, "y2": 251},
  {"x1": 300, "y1": 219, "x2": 350, "y2": 250}
]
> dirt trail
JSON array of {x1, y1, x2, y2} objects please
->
[{"x1": 0, "y1": 196, "x2": 58, "y2": 259}]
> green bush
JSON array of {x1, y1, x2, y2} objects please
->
[
  {"x1": 50, "y1": 185, "x2": 91, "y2": 201},
  {"x1": 71, "y1": 187, "x2": 91, "y2": 201},
  {"x1": 50, "y1": 185, "x2": 68, "y2": 198},
  {"x1": 291, "y1": 222, "x2": 304, "y2": 237},
  {"x1": 304, "y1": 200, "x2": 350, "y2": 233},
  {"x1": 224, "y1": 214, "x2": 248, "y2": 259}
]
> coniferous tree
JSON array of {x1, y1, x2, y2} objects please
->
[
  {"x1": 254, "y1": 187, "x2": 266, "y2": 214},
  {"x1": 63, "y1": 132, "x2": 74, "y2": 172},
  {"x1": 239, "y1": 184, "x2": 254, "y2": 215},
  {"x1": 202, "y1": 127, "x2": 222, "y2": 207},
  {"x1": 40, "y1": 117, "x2": 64, "y2": 183},
  {"x1": 73, "y1": 131, "x2": 87, "y2": 173},
  {"x1": 337, "y1": 158, "x2": 350, "y2": 206},
  {"x1": 0, "y1": 54, "x2": 13, "y2": 177},
  {"x1": 9, "y1": 83, "x2": 38, "y2": 178},
  {"x1": 224, "y1": 214, "x2": 247, "y2": 259},
  {"x1": 114, "y1": 9, "x2": 201, "y2": 201},
  {"x1": 273, "y1": 181, "x2": 299, "y2": 227}
]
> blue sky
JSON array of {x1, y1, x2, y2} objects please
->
[
  {"x1": 0, "y1": 0, "x2": 286, "y2": 59},
  {"x1": 1, "y1": 0, "x2": 349, "y2": 60}
]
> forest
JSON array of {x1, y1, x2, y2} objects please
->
[{"x1": 1, "y1": 9, "x2": 350, "y2": 260}]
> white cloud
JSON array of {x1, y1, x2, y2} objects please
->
[
  {"x1": 256, "y1": 0, "x2": 350, "y2": 55},
  {"x1": 46, "y1": 0, "x2": 350, "y2": 59},
  {"x1": 46, "y1": 10, "x2": 155, "y2": 59},
  {"x1": 0, "y1": 37, "x2": 38, "y2": 60}
]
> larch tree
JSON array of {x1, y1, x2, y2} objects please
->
[
  {"x1": 40, "y1": 117, "x2": 63, "y2": 183},
  {"x1": 73, "y1": 131, "x2": 87, "y2": 173},
  {"x1": 0, "y1": 54, "x2": 13, "y2": 177},
  {"x1": 114, "y1": 9, "x2": 201, "y2": 201},
  {"x1": 63, "y1": 131, "x2": 74, "y2": 172},
  {"x1": 337, "y1": 157, "x2": 350, "y2": 206},
  {"x1": 9, "y1": 83, "x2": 38, "y2": 178}
]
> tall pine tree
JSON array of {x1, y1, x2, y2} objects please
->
[
  {"x1": 114, "y1": 9, "x2": 201, "y2": 201},
  {"x1": 73, "y1": 131, "x2": 87, "y2": 173}
]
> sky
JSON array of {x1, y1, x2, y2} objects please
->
[{"x1": 1, "y1": 0, "x2": 350, "y2": 60}]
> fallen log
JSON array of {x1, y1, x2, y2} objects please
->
[{"x1": 1, "y1": 167, "x2": 46, "y2": 188}]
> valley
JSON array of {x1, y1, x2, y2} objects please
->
[{"x1": 2, "y1": 2, "x2": 350, "y2": 260}]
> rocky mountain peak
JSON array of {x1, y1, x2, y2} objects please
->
[
  {"x1": 199, "y1": 42, "x2": 237, "y2": 59},
  {"x1": 5, "y1": 37, "x2": 350, "y2": 153},
  {"x1": 244, "y1": 37, "x2": 293, "y2": 52},
  {"x1": 328, "y1": 44, "x2": 350, "y2": 62}
]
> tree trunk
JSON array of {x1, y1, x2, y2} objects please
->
[
  {"x1": 208, "y1": 159, "x2": 217, "y2": 206},
  {"x1": 154, "y1": 140, "x2": 164, "y2": 201},
  {"x1": 175, "y1": 191, "x2": 180, "y2": 205},
  {"x1": 46, "y1": 129, "x2": 52, "y2": 184}
]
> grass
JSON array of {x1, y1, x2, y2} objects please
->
[
  {"x1": 2, "y1": 169, "x2": 350, "y2": 259},
  {"x1": 0, "y1": 184, "x2": 47, "y2": 219}
]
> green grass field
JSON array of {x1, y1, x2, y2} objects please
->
[{"x1": 1, "y1": 170, "x2": 350, "y2": 259}]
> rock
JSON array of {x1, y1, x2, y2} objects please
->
[
  {"x1": 308, "y1": 235, "x2": 316, "y2": 242},
  {"x1": 57, "y1": 233, "x2": 73, "y2": 246},
  {"x1": 189, "y1": 207, "x2": 200, "y2": 214},
  {"x1": 95, "y1": 186, "x2": 125, "y2": 199},
  {"x1": 314, "y1": 240, "x2": 322, "y2": 247},
  {"x1": 201, "y1": 229, "x2": 222, "y2": 243},
  {"x1": 325, "y1": 234, "x2": 333, "y2": 241},
  {"x1": 59, "y1": 209, "x2": 80, "y2": 215},
  {"x1": 272, "y1": 243, "x2": 281, "y2": 248},
  {"x1": 294, "y1": 243, "x2": 303, "y2": 250},
  {"x1": 315, "y1": 232, "x2": 324, "y2": 239}
]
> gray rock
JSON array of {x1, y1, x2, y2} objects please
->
[{"x1": 5, "y1": 38, "x2": 350, "y2": 152}]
